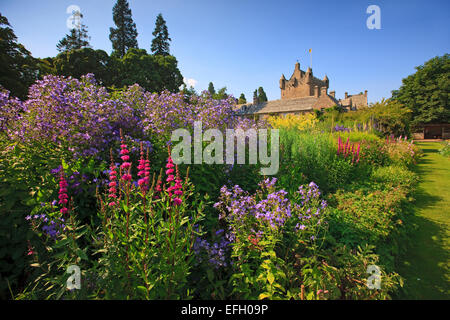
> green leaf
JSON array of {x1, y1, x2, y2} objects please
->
[
  {"x1": 53, "y1": 238, "x2": 70, "y2": 248},
  {"x1": 267, "y1": 272, "x2": 274, "y2": 285},
  {"x1": 76, "y1": 249, "x2": 88, "y2": 261},
  {"x1": 259, "y1": 293, "x2": 270, "y2": 300}
]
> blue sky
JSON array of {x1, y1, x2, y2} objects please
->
[{"x1": 1, "y1": 0, "x2": 449, "y2": 103}]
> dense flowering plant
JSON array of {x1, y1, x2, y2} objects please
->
[
  {"x1": 7, "y1": 74, "x2": 144, "y2": 158},
  {"x1": 94, "y1": 141, "x2": 206, "y2": 299},
  {"x1": 337, "y1": 136, "x2": 361, "y2": 164},
  {"x1": 213, "y1": 178, "x2": 329, "y2": 299},
  {"x1": 0, "y1": 90, "x2": 26, "y2": 135}
]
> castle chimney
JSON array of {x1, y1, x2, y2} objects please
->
[
  {"x1": 345, "y1": 92, "x2": 348, "y2": 99},
  {"x1": 314, "y1": 86, "x2": 319, "y2": 98},
  {"x1": 364, "y1": 90, "x2": 368, "y2": 97},
  {"x1": 320, "y1": 87, "x2": 328, "y2": 96},
  {"x1": 330, "y1": 90, "x2": 335, "y2": 98}
]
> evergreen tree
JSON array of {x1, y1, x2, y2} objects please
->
[
  {"x1": 208, "y1": 82, "x2": 215, "y2": 95},
  {"x1": 238, "y1": 93, "x2": 247, "y2": 104},
  {"x1": 258, "y1": 86, "x2": 268, "y2": 102},
  {"x1": 253, "y1": 89, "x2": 258, "y2": 104},
  {"x1": 151, "y1": 14, "x2": 171, "y2": 56},
  {"x1": 57, "y1": 12, "x2": 90, "y2": 52},
  {"x1": 109, "y1": 0, "x2": 138, "y2": 58}
]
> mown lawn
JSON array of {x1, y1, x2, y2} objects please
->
[{"x1": 397, "y1": 141, "x2": 450, "y2": 299}]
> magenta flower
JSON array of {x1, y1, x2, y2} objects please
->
[
  {"x1": 58, "y1": 171, "x2": 69, "y2": 214},
  {"x1": 108, "y1": 150, "x2": 118, "y2": 206}
]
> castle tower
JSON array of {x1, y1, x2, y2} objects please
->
[{"x1": 280, "y1": 61, "x2": 329, "y2": 100}]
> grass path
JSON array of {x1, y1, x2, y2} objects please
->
[{"x1": 397, "y1": 142, "x2": 450, "y2": 299}]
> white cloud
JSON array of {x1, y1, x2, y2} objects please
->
[{"x1": 183, "y1": 78, "x2": 198, "y2": 88}]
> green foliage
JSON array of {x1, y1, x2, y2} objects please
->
[
  {"x1": 0, "y1": 137, "x2": 107, "y2": 298},
  {"x1": 257, "y1": 87, "x2": 268, "y2": 102},
  {"x1": 208, "y1": 82, "x2": 215, "y2": 95},
  {"x1": 276, "y1": 129, "x2": 369, "y2": 195},
  {"x1": 53, "y1": 48, "x2": 112, "y2": 86},
  {"x1": 392, "y1": 54, "x2": 450, "y2": 126},
  {"x1": 0, "y1": 13, "x2": 38, "y2": 99},
  {"x1": 113, "y1": 48, "x2": 183, "y2": 93},
  {"x1": 0, "y1": 140, "x2": 68, "y2": 298},
  {"x1": 238, "y1": 93, "x2": 247, "y2": 104},
  {"x1": 109, "y1": 0, "x2": 138, "y2": 58},
  {"x1": 438, "y1": 140, "x2": 450, "y2": 157},
  {"x1": 151, "y1": 14, "x2": 171, "y2": 56}
]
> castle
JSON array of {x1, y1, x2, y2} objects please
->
[{"x1": 236, "y1": 61, "x2": 368, "y2": 117}]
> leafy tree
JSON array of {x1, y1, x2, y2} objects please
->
[
  {"x1": 257, "y1": 86, "x2": 268, "y2": 102},
  {"x1": 151, "y1": 14, "x2": 171, "y2": 56},
  {"x1": 0, "y1": 12, "x2": 37, "y2": 99},
  {"x1": 213, "y1": 87, "x2": 228, "y2": 100},
  {"x1": 53, "y1": 48, "x2": 112, "y2": 86},
  {"x1": 56, "y1": 12, "x2": 90, "y2": 52},
  {"x1": 208, "y1": 82, "x2": 215, "y2": 95},
  {"x1": 113, "y1": 48, "x2": 182, "y2": 93},
  {"x1": 253, "y1": 89, "x2": 258, "y2": 104},
  {"x1": 392, "y1": 54, "x2": 449, "y2": 126},
  {"x1": 238, "y1": 93, "x2": 247, "y2": 104},
  {"x1": 152, "y1": 54, "x2": 184, "y2": 92},
  {"x1": 109, "y1": 0, "x2": 138, "y2": 58}
]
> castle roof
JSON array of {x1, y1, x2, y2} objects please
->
[{"x1": 235, "y1": 94, "x2": 340, "y2": 115}]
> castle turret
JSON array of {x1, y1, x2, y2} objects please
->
[
  {"x1": 323, "y1": 75, "x2": 329, "y2": 88},
  {"x1": 305, "y1": 67, "x2": 311, "y2": 84},
  {"x1": 279, "y1": 74, "x2": 286, "y2": 89}
]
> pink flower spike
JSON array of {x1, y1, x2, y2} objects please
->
[
  {"x1": 173, "y1": 198, "x2": 182, "y2": 206},
  {"x1": 121, "y1": 162, "x2": 131, "y2": 170},
  {"x1": 122, "y1": 174, "x2": 132, "y2": 181}
]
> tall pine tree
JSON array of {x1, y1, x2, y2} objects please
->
[
  {"x1": 208, "y1": 82, "x2": 215, "y2": 95},
  {"x1": 151, "y1": 14, "x2": 171, "y2": 56},
  {"x1": 258, "y1": 87, "x2": 268, "y2": 102},
  {"x1": 57, "y1": 12, "x2": 90, "y2": 52},
  {"x1": 109, "y1": 0, "x2": 138, "y2": 58},
  {"x1": 253, "y1": 89, "x2": 259, "y2": 104}
]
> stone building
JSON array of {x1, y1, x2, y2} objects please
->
[
  {"x1": 339, "y1": 91, "x2": 368, "y2": 111},
  {"x1": 235, "y1": 61, "x2": 368, "y2": 118}
]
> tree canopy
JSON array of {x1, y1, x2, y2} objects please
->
[
  {"x1": 53, "y1": 48, "x2": 112, "y2": 86},
  {"x1": 238, "y1": 93, "x2": 247, "y2": 104},
  {"x1": 392, "y1": 54, "x2": 449, "y2": 126}
]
